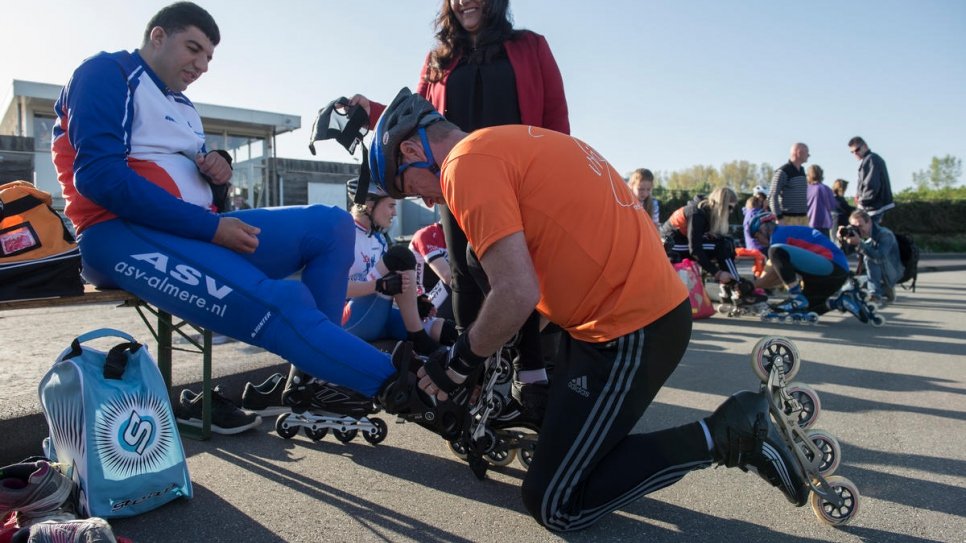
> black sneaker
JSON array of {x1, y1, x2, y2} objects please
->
[
  {"x1": 175, "y1": 386, "x2": 262, "y2": 435},
  {"x1": 493, "y1": 381, "x2": 547, "y2": 430},
  {"x1": 705, "y1": 390, "x2": 810, "y2": 506},
  {"x1": 241, "y1": 373, "x2": 289, "y2": 416}
]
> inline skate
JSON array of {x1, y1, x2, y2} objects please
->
[
  {"x1": 446, "y1": 343, "x2": 541, "y2": 477},
  {"x1": 828, "y1": 277, "x2": 886, "y2": 326},
  {"x1": 747, "y1": 336, "x2": 861, "y2": 525},
  {"x1": 717, "y1": 279, "x2": 770, "y2": 318},
  {"x1": 760, "y1": 293, "x2": 819, "y2": 325},
  {"x1": 274, "y1": 367, "x2": 388, "y2": 445}
]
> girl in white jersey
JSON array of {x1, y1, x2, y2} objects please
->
[{"x1": 342, "y1": 180, "x2": 454, "y2": 354}]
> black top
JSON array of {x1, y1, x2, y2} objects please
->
[{"x1": 444, "y1": 44, "x2": 521, "y2": 132}]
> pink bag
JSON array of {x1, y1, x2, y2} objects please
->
[{"x1": 673, "y1": 258, "x2": 715, "y2": 319}]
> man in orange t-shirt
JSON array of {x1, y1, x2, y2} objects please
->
[{"x1": 362, "y1": 88, "x2": 810, "y2": 532}]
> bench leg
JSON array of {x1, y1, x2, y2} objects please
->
[{"x1": 153, "y1": 308, "x2": 212, "y2": 441}]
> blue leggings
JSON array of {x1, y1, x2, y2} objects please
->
[
  {"x1": 78, "y1": 205, "x2": 394, "y2": 397},
  {"x1": 343, "y1": 295, "x2": 407, "y2": 342}
]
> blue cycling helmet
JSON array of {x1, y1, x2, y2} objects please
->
[
  {"x1": 369, "y1": 87, "x2": 445, "y2": 198},
  {"x1": 748, "y1": 210, "x2": 777, "y2": 236}
]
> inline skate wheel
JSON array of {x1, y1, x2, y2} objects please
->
[
  {"x1": 518, "y1": 442, "x2": 536, "y2": 470},
  {"x1": 803, "y1": 429, "x2": 841, "y2": 476},
  {"x1": 448, "y1": 439, "x2": 469, "y2": 461},
  {"x1": 870, "y1": 314, "x2": 886, "y2": 327},
  {"x1": 786, "y1": 382, "x2": 822, "y2": 429},
  {"x1": 810, "y1": 475, "x2": 860, "y2": 526},
  {"x1": 333, "y1": 428, "x2": 358, "y2": 443},
  {"x1": 494, "y1": 350, "x2": 514, "y2": 385},
  {"x1": 484, "y1": 439, "x2": 517, "y2": 467},
  {"x1": 750, "y1": 336, "x2": 801, "y2": 382},
  {"x1": 274, "y1": 413, "x2": 299, "y2": 439},
  {"x1": 305, "y1": 426, "x2": 328, "y2": 442},
  {"x1": 362, "y1": 417, "x2": 388, "y2": 445}
]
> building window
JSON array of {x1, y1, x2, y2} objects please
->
[{"x1": 32, "y1": 114, "x2": 56, "y2": 152}]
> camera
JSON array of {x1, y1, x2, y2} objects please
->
[{"x1": 838, "y1": 225, "x2": 859, "y2": 239}]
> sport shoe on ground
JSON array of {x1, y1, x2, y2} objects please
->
[
  {"x1": 705, "y1": 390, "x2": 810, "y2": 506},
  {"x1": 241, "y1": 373, "x2": 289, "y2": 416},
  {"x1": 175, "y1": 386, "x2": 262, "y2": 435},
  {"x1": 0, "y1": 460, "x2": 76, "y2": 527},
  {"x1": 493, "y1": 381, "x2": 547, "y2": 430},
  {"x1": 770, "y1": 293, "x2": 809, "y2": 313},
  {"x1": 14, "y1": 517, "x2": 118, "y2": 543}
]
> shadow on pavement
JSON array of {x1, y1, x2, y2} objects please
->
[{"x1": 111, "y1": 484, "x2": 286, "y2": 543}]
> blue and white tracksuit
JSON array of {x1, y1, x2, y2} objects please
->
[{"x1": 52, "y1": 49, "x2": 393, "y2": 396}]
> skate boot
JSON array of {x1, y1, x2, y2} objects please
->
[
  {"x1": 0, "y1": 460, "x2": 76, "y2": 529},
  {"x1": 724, "y1": 279, "x2": 769, "y2": 317},
  {"x1": 761, "y1": 293, "x2": 817, "y2": 324},
  {"x1": 493, "y1": 381, "x2": 547, "y2": 431},
  {"x1": 705, "y1": 391, "x2": 810, "y2": 506},
  {"x1": 377, "y1": 342, "x2": 471, "y2": 442},
  {"x1": 276, "y1": 368, "x2": 388, "y2": 445}
]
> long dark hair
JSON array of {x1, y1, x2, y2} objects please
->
[{"x1": 426, "y1": 0, "x2": 518, "y2": 83}]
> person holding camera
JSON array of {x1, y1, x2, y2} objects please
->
[{"x1": 837, "y1": 209, "x2": 904, "y2": 303}]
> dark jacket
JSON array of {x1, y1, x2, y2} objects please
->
[{"x1": 855, "y1": 150, "x2": 894, "y2": 216}]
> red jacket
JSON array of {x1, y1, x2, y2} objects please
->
[{"x1": 370, "y1": 31, "x2": 569, "y2": 134}]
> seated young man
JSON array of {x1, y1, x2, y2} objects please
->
[{"x1": 52, "y1": 3, "x2": 439, "y2": 429}]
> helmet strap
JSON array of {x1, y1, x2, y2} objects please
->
[{"x1": 399, "y1": 127, "x2": 441, "y2": 180}]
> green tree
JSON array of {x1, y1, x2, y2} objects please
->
[
  {"x1": 719, "y1": 160, "x2": 758, "y2": 193},
  {"x1": 912, "y1": 155, "x2": 962, "y2": 190},
  {"x1": 758, "y1": 163, "x2": 775, "y2": 190}
]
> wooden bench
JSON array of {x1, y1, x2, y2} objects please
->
[{"x1": 0, "y1": 285, "x2": 215, "y2": 440}]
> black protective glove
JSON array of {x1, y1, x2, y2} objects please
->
[
  {"x1": 424, "y1": 332, "x2": 488, "y2": 392},
  {"x1": 375, "y1": 272, "x2": 403, "y2": 296},
  {"x1": 382, "y1": 245, "x2": 417, "y2": 272}
]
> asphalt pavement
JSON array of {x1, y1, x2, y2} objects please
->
[{"x1": 1, "y1": 257, "x2": 963, "y2": 542}]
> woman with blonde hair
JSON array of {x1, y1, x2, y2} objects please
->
[
  {"x1": 806, "y1": 165, "x2": 836, "y2": 237},
  {"x1": 661, "y1": 187, "x2": 745, "y2": 289}
]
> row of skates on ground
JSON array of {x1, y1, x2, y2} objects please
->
[
  {"x1": 243, "y1": 342, "x2": 539, "y2": 478},
  {"x1": 715, "y1": 275, "x2": 887, "y2": 326},
  {"x1": 243, "y1": 333, "x2": 859, "y2": 526}
]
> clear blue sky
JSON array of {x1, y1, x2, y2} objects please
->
[{"x1": 2, "y1": 0, "x2": 964, "y2": 192}]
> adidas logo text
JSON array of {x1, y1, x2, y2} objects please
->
[{"x1": 568, "y1": 376, "x2": 590, "y2": 398}]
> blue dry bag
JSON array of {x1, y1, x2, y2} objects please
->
[{"x1": 38, "y1": 328, "x2": 191, "y2": 518}]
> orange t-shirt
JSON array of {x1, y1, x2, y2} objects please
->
[{"x1": 442, "y1": 126, "x2": 687, "y2": 342}]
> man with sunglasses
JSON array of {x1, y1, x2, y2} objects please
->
[
  {"x1": 848, "y1": 136, "x2": 894, "y2": 224},
  {"x1": 364, "y1": 87, "x2": 813, "y2": 532}
]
